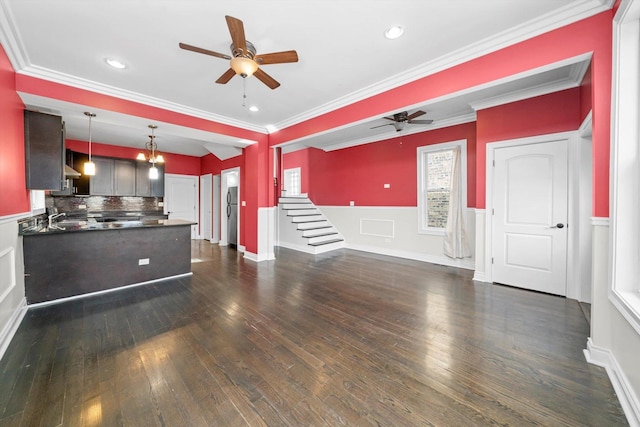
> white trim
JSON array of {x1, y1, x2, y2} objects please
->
[
  {"x1": 473, "y1": 272, "x2": 488, "y2": 282},
  {"x1": 220, "y1": 167, "x2": 241, "y2": 247},
  {"x1": 584, "y1": 338, "x2": 640, "y2": 427},
  {"x1": 609, "y1": 0, "x2": 640, "y2": 336},
  {"x1": 417, "y1": 139, "x2": 467, "y2": 235},
  {"x1": 578, "y1": 110, "x2": 593, "y2": 137},
  {"x1": 484, "y1": 131, "x2": 576, "y2": 284},
  {"x1": 0, "y1": 211, "x2": 31, "y2": 225},
  {"x1": 359, "y1": 218, "x2": 395, "y2": 238},
  {"x1": 346, "y1": 243, "x2": 475, "y2": 271},
  {"x1": 0, "y1": 297, "x2": 27, "y2": 362},
  {"x1": 199, "y1": 174, "x2": 213, "y2": 241},
  {"x1": 591, "y1": 217, "x2": 610, "y2": 227},
  {"x1": 0, "y1": 246, "x2": 16, "y2": 305},
  {"x1": 27, "y1": 273, "x2": 193, "y2": 309},
  {"x1": 272, "y1": 1, "x2": 610, "y2": 131}
]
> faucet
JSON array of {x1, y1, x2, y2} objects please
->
[{"x1": 48, "y1": 212, "x2": 65, "y2": 228}]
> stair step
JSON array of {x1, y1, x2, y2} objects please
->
[
  {"x1": 281, "y1": 203, "x2": 314, "y2": 210},
  {"x1": 279, "y1": 197, "x2": 311, "y2": 204},
  {"x1": 297, "y1": 221, "x2": 330, "y2": 230},
  {"x1": 292, "y1": 215, "x2": 325, "y2": 223},
  {"x1": 309, "y1": 238, "x2": 344, "y2": 247},
  {"x1": 308, "y1": 233, "x2": 341, "y2": 245},
  {"x1": 287, "y1": 209, "x2": 320, "y2": 216},
  {"x1": 302, "y1": 227, "x2": 336, "y2": 237}
]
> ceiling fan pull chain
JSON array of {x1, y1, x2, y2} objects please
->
[{"x1": 242, "y1": 77, "x2": 247, "y2": 107}]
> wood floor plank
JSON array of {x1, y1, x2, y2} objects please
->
[{"x1": 0, "y1": 242, "x2": 629, "y2": 426}]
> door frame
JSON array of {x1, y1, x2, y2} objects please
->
[
  {"x1": 199, "y1": 174, "x2": 212, "y2": 241},
  {"x1": 220, "y1": 167, "x2": 241, "y2": 248},
  {"x1": 485, "y1": 130, "x2": 585, "y2": 299},
  {"x1": 164, "y1": 173, "x2": 199, "y2": 239}
]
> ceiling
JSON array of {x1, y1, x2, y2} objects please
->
[{"x1": 0, "y1": 0, "x2": 606, "y2": 158}]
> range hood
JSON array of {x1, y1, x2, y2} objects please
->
[{"x1": 64, "y1": 164, "x2": 81, "y2": 178}]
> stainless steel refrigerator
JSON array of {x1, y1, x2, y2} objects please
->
[{"x1": 227, "y1": 187, "x2": 238, "y2": 249}]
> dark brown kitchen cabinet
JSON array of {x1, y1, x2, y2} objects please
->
[
  {"x1": 24, "y1": 110, "x2": 65, "y2": 190},
  {"x1": 136, "y1": 161, "x2": 164, "y2": 197}
]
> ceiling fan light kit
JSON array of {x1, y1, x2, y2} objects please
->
[{"x1": 179, "y1": 15, "x2": 298, "y2": 89}]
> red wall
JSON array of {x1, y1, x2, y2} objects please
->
[
  {"x1": 476, "y1": 88, "x2": 581, "y2": 209},
  {"x1": 284, "y1": 122, "x2": 477, "y2": 207},
  {"x1": 66, "y1": 139, "x2": 201, "y2": 176},
  {"x1": 282, "y1": 149, "x2": 311, "y2": 195},
  {"x1": 0, "y1": 44, "x2": 29, "y2": 217}
]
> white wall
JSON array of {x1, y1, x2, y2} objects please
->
[
  {"x1": 0, "y1": 219, "x2": 27, "y2": 360},
  {"x1": 319, "y1": 205, "x2": 475, "y2": 270}
]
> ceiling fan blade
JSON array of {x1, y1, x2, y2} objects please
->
[
  {"x1": 382, "y1": 116, "x2": 397, "y2": 122},
  {"x1": 407, "y1": 110, "x2": 426, "y2": 120},
  {"x1": 370, "y1": 123, "x2": 393, "y2": 129},
  {"x1": 215, "y1": 68, "x2": 236, "y2": 84},
  {"x1": 179, "y1": 42, "x2": 231, "y2": 60},
  {"x1": 226, "y1": 15, "x2": 247, "y2": 55},
  {"x1": 254, "y1": 68, "x2": 280, "y2": 89},
  {"x1": 408, "y1": 119, "x2": 434, "y2": 125},
  {"x1": 255, "y1": 50, "x2": 299, "y2": 65}
]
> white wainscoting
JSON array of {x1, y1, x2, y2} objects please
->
[
  {"x1": 319, "y1": 206, "x2": 475, "y2": 270},
  {"x1": 0, "y1": 219, "x2": 27, "y2": 361}
]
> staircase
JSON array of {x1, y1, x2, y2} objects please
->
[{"x1": 278, "y1": 194, "x2": 345, "y2": 254}]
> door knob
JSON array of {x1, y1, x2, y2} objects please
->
[{"x1": 549, "y1": 223, "x2": 565, "y2": 229}]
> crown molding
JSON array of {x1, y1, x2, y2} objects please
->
[
  {"x1": 17, "y1": 66, "x2": 268, "y2": 134},
  {"x1": 0, "y1": 0, "x2": 28, "y2": 69},
  {"x1": 274, "y1": 0, "x2": 611, "y2": 131},
  {"x1": 318, "y1": 113, "x2": 477, "y2": 153},
  {"x1": 466, "y1": 52, "x2": 592, "y2": 110}
]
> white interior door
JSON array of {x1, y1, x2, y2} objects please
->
[
  {"x1": 491, "y1": 139, "x2": 568, "y2": 295},
  {"x1": 200, "y1": 174, "x2": 212, "y2": 240},
  {"x1": 164, "y1": 174, "x2": 198, "y2": 239}
]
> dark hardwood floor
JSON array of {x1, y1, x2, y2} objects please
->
[{"x1": 0, "y1": 242, "x2": 627, "y2": 426}]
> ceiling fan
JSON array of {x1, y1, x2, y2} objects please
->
[
  {"x1": 371, "y1": 110, "x2": 434, "y2": 132},
  {"x1": 179, "y1": 15, "x2": 298, "y2": 89}
]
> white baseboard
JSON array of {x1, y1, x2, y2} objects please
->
[
  {"x1": 277, "y1": 241, "x2": 318, "y2": 255},
  {"x1": 584, "y1": 338, "x2": 640, "y2": 427},
  {"x1": 346, "y1": 243, "x2": 475, "y2": 270},
  {"x1": 243, "y1": 250, "x2": 275, "y2": 262},
  {"x1": 473, "y1": 272, "x2": 488, "y2": 282},
  {"x1": 0, "y1": 297, "x2": 27, "y2": 362}
]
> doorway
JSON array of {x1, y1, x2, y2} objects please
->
[
  {"x1": 220, "y1": 167, "x2": 240, "y2": 249},
  {"x1": 200, "y1": 174, "x2": 212, "y2": 241},
  {"x1": 283, "y1": 167, "x2": 301, "y2": 196}
]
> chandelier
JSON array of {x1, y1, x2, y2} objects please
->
[{"x1": 136, "y1": 125, "x2": 164, "y2": 179}]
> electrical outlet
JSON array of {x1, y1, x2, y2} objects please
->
[
  {"x1": 158, "y1": 201, "x2": 164, "y2": 207},
  {"x1": 350, "y1": 201, "x2": 355, "y2": 206},
  {"x1": 138, "y1": 258, "x2": 149, "y2": 266},
  {"x1": 383, "y1": 183, "x2": 390, "y2": 189},
  {"x1": 78, "y1": 204, "x2": 86, "y2": 209}
]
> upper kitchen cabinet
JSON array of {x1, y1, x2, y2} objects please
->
[
  {"x1": 136, "y1": 162, "x2": 164, "y2": 197},
  {"x1": 90, "y1": 157, "x2": 136, "y2": 196},
  {"x1": 24, "y1": 110, "x2": 65, "y2": 190}
]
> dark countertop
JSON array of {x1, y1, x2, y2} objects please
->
[{"x1": 21, "y1": 218, "x2": 196, "y2": 236}]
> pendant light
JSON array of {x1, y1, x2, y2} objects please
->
[
  {"x1": 147, "y1": 125, "x2": 160, "y2": 180},
  {"x1": 83, "y1": 112, "x2": 96, "y2": 176}
]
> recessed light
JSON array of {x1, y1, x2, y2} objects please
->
[
  {"x1": 105, "y1": 58, "x2": 126, "y2": 69},
  {"x1": 384, "y1": 26, "x2": 404, "y2": 40},
  {"x1": 249, "y1": 105, "x2": 259, "y2": 112}
]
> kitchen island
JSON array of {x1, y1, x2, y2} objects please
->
[{"x1": 21, "y1": 219, "x2": 196, "y2": 304}]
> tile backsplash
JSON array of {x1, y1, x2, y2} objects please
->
[{"x1": 49, "y1": 195, "x2": 164, "y2": 215}]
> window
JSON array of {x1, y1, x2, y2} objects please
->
[
  {"x1": 609, "y1": 0, "x2": 640, "y2": 334},
  {"x1": 283, "y1": 167, "x2": 301, "y2": 196},
  {"x1": 417, "y1": 140, "x2": 467, "y2": 234}
]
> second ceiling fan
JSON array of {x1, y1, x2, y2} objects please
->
[
  {"x1": 179, "y1": 15, "x2": 298, "y2": 89},
  {"x1": 371, "y1": 110, "x2": 434, "y2": 132}
]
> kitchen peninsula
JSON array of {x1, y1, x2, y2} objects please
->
[{"x1": 21, "y1": 218, "x2": 195, "y2": 304}]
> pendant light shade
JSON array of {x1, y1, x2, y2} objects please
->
[{"x1": 83, "y1": 112, "x2": 96, "y2": 176}]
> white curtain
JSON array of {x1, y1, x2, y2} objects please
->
[{"x1": 444, "y1": 147, "x2": 471, "y2": 259}]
